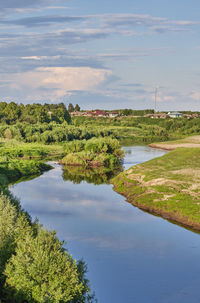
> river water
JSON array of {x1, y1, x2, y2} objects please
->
[{"x1": 10, "y1": 146, "x2": 200, "y2": 303}]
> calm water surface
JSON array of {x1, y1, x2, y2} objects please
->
[{"x1": 10, "y1": 146, "x2": 200, "y2": 303}]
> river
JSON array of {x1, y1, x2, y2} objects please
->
[{"x1": 10, "y1": 146, "x2": 200, "y2": 303}]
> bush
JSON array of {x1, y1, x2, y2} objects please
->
[{"x1": 5, "y1": 226, "x2": 83, "y2": 303}]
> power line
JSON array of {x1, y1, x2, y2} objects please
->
[{"x1": 155, "y1": 86, "x2": 158, "y2": 113}]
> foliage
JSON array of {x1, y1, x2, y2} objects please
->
[
  {"x1": 63, "y1": 165, "x2": 122, "y2": 185},
  {"x1": 0, "y1": 194, "x2": 19, "y2": 291},
  {"x1": 0, "y1": 123, "x2": 118, "y2": 144},
  {"x1": 0, "y1": 140, "x2": 64, "y2": 160},
  {"x1": 74, "y1": 104, "x2": 81, "y2": 112},
  {"x1": 61, "y1": 137, "x2": 124, "y2": 168},
  {"x1": 0, "y1": 160, "x2": 52, "y2": 185},
  {"x1": 68, "y1": 103, "x2": 81, "y2": 112},
  {"x1": 0, "y1": 179, "x2": 95, "y2": 303},
  {"x1": 2, "y1": 114, "x2": 200, "y2": 145},
  {"x1": 68, "y1": 103, "x2": 75, "y2": 112},
  {"x1": 5, "y1": 226, "x2": 83, "y2": 303},
  {"x1": 0, "y1": 102, "x2": 71, "y2": 125}
]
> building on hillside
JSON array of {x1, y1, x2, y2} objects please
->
[
  {"x1": 183, "y1": 113, "x2": 200, "y2": 119},
  {"x1": 94, "y1": 110, "x2": 109, "y2": 117},
  {"x1": 85, "y1": 110, "x2": 109, "y2": 117},
  {"x1": 71, "y1": 110, "x2": 119, "y2": 117},
  {"x1": 108, "y1": 112, "x2": 119, "y2": 118},
  {"x1": 168, "y1": 112, "x2": 183, "y2": 118},
  {"x1": 70, "y1": 111, "x2": 85, "y2": 116}
]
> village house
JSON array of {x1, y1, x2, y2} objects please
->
[
  {"x1": 108, "y1": 112, "x2": 119, "y2": 118},
  {"x1": 70, "y1": 110, "x2": 119, "y2": 118},
  {"x1": 144, "y1": 113, "x2": 170, "y2": 119},
  {"x1": 168, "y1": 112, "x2": 183, "y2": 118}
]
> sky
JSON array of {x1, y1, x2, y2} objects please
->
[{"x1": 0, "y1": 0, "x2": 200, "y2": 110}]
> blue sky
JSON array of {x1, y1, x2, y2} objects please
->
[{"x1": 0, "y1": 0, "x2": 200, "y2": 110}]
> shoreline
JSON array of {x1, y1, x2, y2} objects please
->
[
  {"x1": 149, "y1": 136, "x2": 200, "y2": 151},
  {"x1": 112, "y1": 143, "x2": 200, "y2": 232},
  {"x1": 112, "y1": 183, "x2": 200, "y2": 232}
]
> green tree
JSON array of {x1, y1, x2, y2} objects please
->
[
  {"x1": 5, "y1": 224, "x2": 83, "y2": 303},
  {"x1": 68, "y1": 103, "x2": 75, "y2": 112},
  {"x1": 74, "y1": 104, "x2": 80, "y2": 112},
  {"x1": 0, "y1": 194, "x2": 18, "y2": 290}
]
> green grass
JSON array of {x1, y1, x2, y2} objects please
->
[
  {"x1": 0, "y1": 140, "x2": 60, "y2": 187},
  {"x1": 0, "y1": 139, "x2": 64, "y2": 160},
  {"x1": 150, "y1": 135, "x2": 200, "y2": 148},
  {"x1": 0, "y1": 160, "x2": 52, "y2": 186},
  {"x1": 112, "y1": 147, "x2": 200, "y2": 230}
]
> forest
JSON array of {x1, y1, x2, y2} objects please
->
[{"x1": 0, "y1": 102, "x2": 71, "y2": 124}]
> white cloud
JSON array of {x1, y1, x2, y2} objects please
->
[
  {"x1": 0, "y1": 66, "x2": 112, "y2": 100},
  {"x1": 21, "y1": 56, "x2": 42, "y2": 60}
]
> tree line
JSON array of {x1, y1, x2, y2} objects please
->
[
  {"x1": 0, "y1": 102, "x2": 71, "y2": 124},
  {"x1": 0, "y1": 123, "x2": 117, "y2": 144},
  {"x1": 68, "y1": 103, "x2": 81, "y2": 112}
]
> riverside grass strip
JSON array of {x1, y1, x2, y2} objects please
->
[{"x1": 112, "y1": 147, "x2": 200, "y2": 231}]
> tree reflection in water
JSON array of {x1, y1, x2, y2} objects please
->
[{"x1": 62, "y1": 165, "x2": 123, "y2": 185}]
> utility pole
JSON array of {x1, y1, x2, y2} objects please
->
[{"x1": 155, "y1": 86, "x2": 158, "y2": 113}]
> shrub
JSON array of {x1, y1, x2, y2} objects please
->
[{"x1": 5, "y1": 226, "x2": 83, "y2": 303}]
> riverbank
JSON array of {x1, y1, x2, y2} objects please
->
[
  {"x1": 0, "y1": 146, "x2": 94, "y2": 302},
  {"x1": 0, "y1": 140, "x2": 63, "y2": 186},
  {"x1": 112, "y1": 141, "x2": 200, "y2": 231},
  {"x1": 149, "y1": 135, "x2": 200, "y2": 150}
]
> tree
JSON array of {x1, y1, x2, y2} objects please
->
[
  {"x1": 68, "y1": 103, "x2": 74, "y2": 112},
  {"x1": 5, "y1": 225, "x2": 83, "y2": 303},
  {"x1": 74, "y1": 104, "x2": 80, "y2": 112},
  {"x1": 0, "y1": 194, "x2": 18, "y2": 290}
]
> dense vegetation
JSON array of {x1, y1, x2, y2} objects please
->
[
  {"x1": 0, "y1": 139, "x2": 64, "y2": 187},
  {"x1": 0, "y1": 102, "x2": 71, "y2": 124},
  {"x1": 72, "y1": 116, "x2": 200, "y2": 144},
  {"x1": 61, "y1": 137, "x2": 124, "y2": 168},
  {"x1": 2, "y1": 115, "x2": 200, "y2": 145},
  {"x1": 68, "y1": 103, "x2": 81, "y2": 112},
  {"x1": 0, "y1": 104, "x2": 200, "y2": 145},
  {"x1": 0, "y1": 191, "x2": 95, "y2": 302},
  {"x1": 0, "y1": 123, "x2": 117, "y2": 144}
]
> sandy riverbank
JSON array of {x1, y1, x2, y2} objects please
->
[{"x1": 149, "y1": 135, "x2": 200, "y2": 150}]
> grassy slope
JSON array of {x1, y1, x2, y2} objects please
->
[
  {"x1": 0, "y1": 140, "x2": 64, "y2": 186},
  {"x1": 149, "y1": 135, "x2": 200, "y2": 150},
  {"x1": 112, "y1": 145, "x2": 200, "y2": 230},
  {"x1": 0, "y1": 139, "x2": 64, "y2": 159}
]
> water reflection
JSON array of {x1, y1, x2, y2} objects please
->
[
  {"x1": 62, "y1": 165, "x2": 123, "y2": 185},
  {"x1": 10, "y1": 146, "x2": 200, "y2": 303}
]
